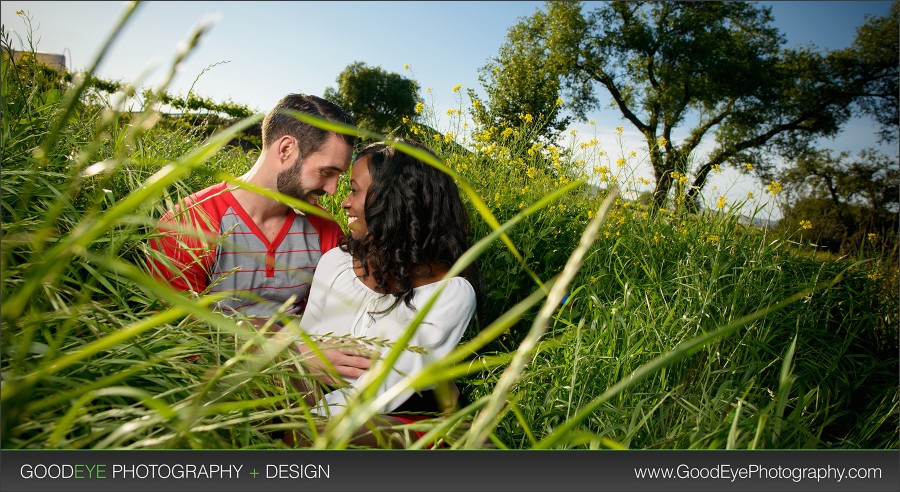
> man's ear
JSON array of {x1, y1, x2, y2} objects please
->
[{"x1": 275, "y1": 135, "x2": 295, "y2": 163}]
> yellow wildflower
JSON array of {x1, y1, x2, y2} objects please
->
[
  {"x1": 588, "y1": 119, "x2": 596, "y2": 125},
  {"x1": 404, "y1": 64, "x2": 410, "y2": 70},
  {"x1": 415, "y1": 101, "x2": 425, "y2": 114},
  {"x1": 522, "y1": 113, "x2": 534, "y2": 123},
  {"x1": 799, "y1": 220, "x2": 812, "y2": 230},
  {"x1": 745, "y1": 162, "x2": 753, "y2": 171},
  {"x1": 767, "y1": 181, "x2": 782, "y2": 195},
  {"x1": 867, "y1": 233, "x2": 877, "y2": 241},
  {"x1": 556, "y1": 97, "x2": 563, "y2": 105},
  {"x1": 747, "y1": 192, "x2": 754, "y2": 199},
  {"x1": 657, "y1": 136, "x2": 668, "y2": 147},
  {"x1": 614, "y1": 126, "x2": 623, "y2": 135},
  {"x1": 711, "y1": 164, "x2": 722, "y2": 173},
  {"x1": 717, "y1": 195, "x2": 726, "y2": 209},
  {"x1": 616, "y1": 157, "x2": 626, "y2": 167},
  {"x1": 447, "y1": 108, "x2": 455, "y2": 116},
  {"x1": 452, "y1": 84, "x2": 462, "y2": 92},
  {"x1": 629, "y1": 150, "x2": 637, "y2": 158}
]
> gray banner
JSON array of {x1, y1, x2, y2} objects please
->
[{"x1": 0, "y1": 450, "x2": 897, "y2": 492}]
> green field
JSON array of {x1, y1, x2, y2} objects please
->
[{"x1": 2, "y1": 17, "x2": 897, "y2": 450}]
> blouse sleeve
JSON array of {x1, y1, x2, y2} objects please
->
[
  {"x1": 319, "y1": 277, "x2": 476, "y2": 414},
  {"x1": 298, "y1": 248, "x2": 345, "y2": 328}
]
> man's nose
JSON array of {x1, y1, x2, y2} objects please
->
[{"x1": 323, "y1": 177, "x2": 339, "y2": 196}]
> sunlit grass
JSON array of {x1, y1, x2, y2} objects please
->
[{"x1": 2, "y1": 7, "x2": 896, "y2": 450}]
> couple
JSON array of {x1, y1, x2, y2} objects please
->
[{"x1": 147, "y1": 93, "x2": 480, "y2": 447}]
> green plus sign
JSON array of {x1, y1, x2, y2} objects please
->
[{"x1": 250, "y1": 469, "x2": 259, "y2": 478}]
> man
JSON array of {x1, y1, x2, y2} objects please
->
[{"x1": 147, "y1": 92, "x2": 371, "y2": 379}]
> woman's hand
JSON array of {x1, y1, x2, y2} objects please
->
[{"x1": 294, "y1": 339, "x2": 378, "y2": 386}]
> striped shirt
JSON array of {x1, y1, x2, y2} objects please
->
[{"x1": 147, "y1": 182, "x2": 342, "y2": 317}]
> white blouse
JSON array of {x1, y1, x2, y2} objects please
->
[{"x1": 298, "y1": 247, "x2": 476, "y2": 414}]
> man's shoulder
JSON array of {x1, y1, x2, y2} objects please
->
[
  {"x1": 184, "y1": 182, "x2": 231, "y2": 206},
  {"x1": 158, "y1": 182, "x2": 231, "y2": 228},
  {"x1": 302, "y1": 209, "x2": 344, "y2": 251},
  {"x1": 303, "y1": 208, "x2": 341, "y2": 229}
]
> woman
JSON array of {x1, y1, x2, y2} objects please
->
[{"x1": 292, "y1": 138, "x2": 480, "y2": 445}]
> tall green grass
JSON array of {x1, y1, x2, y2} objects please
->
[{"x1": 2, "y1": 8, "x2": 896, "y2": 450}]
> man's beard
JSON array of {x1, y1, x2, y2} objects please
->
[{"x1": 276, "y1": 157, "x2": 324, "y2": 204}]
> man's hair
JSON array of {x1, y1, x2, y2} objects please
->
[
  {"x1": 261, "y1": 93, "x2": 356, "y2": 156},
  {"x1": 343, "y1": 138, "x2": 481, "y2": 312}
]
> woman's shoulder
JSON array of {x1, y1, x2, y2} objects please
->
[
  {"x1": 444, "y1": 276, "x2": 476, "y2": 299},
  {"x1": 317, "y1": 247, "x2": 353, "y2": 274},
  {"x1": 415, "y1": 276, "x2": 476, "y2": 305},
  {"x1": 320, "y1": 246, "x2": 351, "y2": 263}
]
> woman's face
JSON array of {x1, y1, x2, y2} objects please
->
[{"x1": 341, "y1": 155, "x2": 373, "y2": 239}]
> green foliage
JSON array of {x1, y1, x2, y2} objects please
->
[
  {"x1": 422, "y1": 88, "x2": 897, "y2": 450},
  {"x1": 472, "y1": 8, "x2": 570, "y2": 145},
  {"x1": 482, "y1": 1, "x2": 898, "y2": 210},
  {"x1": 832, "y1": 0, "x2": 899, "y2": 143},
  {"x1": 777, "y1": 148, "x2": 899, "y2": 254},
  {"x1": 2, "y1": 8, "x2": 896, "y2": 452},
  {"x1": 323, "y1": 61, "x2": 419, "y2": 138},
  {"x1": 468, "y1": 203, "x2": 898, "y2": 448}
]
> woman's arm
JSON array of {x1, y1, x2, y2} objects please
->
[{"x1": 318, "y1": 278, "x2": 476, "y2": 414}]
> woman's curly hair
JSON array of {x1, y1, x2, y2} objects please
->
[{"x1": 342, "y1": 139, "x2": 481, "y2": 313}]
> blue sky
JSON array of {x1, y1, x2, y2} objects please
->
[{"x1": 2, "y1": 1, "x2": 895, "y2": 216}]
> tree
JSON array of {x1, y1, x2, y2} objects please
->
[
  {"x1": 323, "y1": 61, "x2": 419, "y2": 137},
  {"x1": 778, "y1": 149, "x2": 899, "y2": 253},
  {"x1": 480, "y1": 1, "x2": 897, "y2": 210},
  {"x1": 470, "y1": 10, "x2": 571, "y2": 145},
  {"x1": 831, "y1": 0, "x2": 899, "y2": 144}
]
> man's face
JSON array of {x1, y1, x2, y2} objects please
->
[{"x1": 276, "y1": 133, "x2": 352, "y2": 204}]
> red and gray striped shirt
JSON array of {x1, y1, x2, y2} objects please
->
[{"x1": 147, "y1": 182, "x2": 342, "y2": 317}]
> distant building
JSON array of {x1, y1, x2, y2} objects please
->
[{"x1": 9, "y1": 50, "x2": 67, "y2": 72}]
